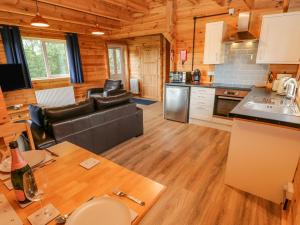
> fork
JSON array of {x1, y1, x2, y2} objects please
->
[
  {"x1": 113, "y1": 189, "x2": 145, "y2": 206},
  {"x1": 55, "y1": 196, "x2": 95, "y2": 224}
]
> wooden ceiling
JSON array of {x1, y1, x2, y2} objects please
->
[
  {"x1": 0, "y1": 0, "x2": 298, "y2": 36},
  {"x1": 0, "y1": 0, "x2": 151, "y2": 34}
]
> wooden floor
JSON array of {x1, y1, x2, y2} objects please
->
[{"x1": 102, "y1": 103, "x2": 281, "y2": 225}]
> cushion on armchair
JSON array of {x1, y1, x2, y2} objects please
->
[
  {"x1": 94, "y1": 92, "x2": 132, "y2": 110},
  {"x1": 104, "y1": 80, "x2": 123, "y2": 91}
]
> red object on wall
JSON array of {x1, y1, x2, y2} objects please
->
[{"x1": 180, "y1": 50, "x2": 187, "y2": 65}]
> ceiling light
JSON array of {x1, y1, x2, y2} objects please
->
[
  {"x1": 92, "y1": 18, "x2": 105, "y2": 35},
  {"x1": 31, "y1": 0, "x2": 49, "y2": 27}
]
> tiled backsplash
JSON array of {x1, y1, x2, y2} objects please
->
[{"x1": 215, "y1": 42, "x2": 268, "y2": 86}]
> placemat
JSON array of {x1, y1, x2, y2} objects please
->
[{"x1": 0, "y1": 194, "x2": 23, "y2": 225}]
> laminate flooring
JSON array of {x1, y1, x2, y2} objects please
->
[{"x1": 102, "y1": 103, "x2": 281, "y2": 225}]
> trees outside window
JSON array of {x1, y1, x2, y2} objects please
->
[
  {"x1": 22, "y1": 37, "x2": 70, "y2": 80},
  {"x1": 108, "y1": 47, "x2": 122, "y2": 78}
]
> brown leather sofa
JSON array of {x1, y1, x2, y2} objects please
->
[{"x1": 29, "y1": 93, "x2": 143, "y2": 154}]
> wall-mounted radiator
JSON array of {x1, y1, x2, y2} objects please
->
[
  {"x1": 35, "y1": 86, "x2": 76, "y2": 107},
  {"x1": 130, "y1": 78, "x2": 140, "y2": 94}
]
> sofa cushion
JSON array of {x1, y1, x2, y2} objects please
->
[
  {"x1": 29, "y1": 104, "x2": 44, "y2": 127},
  {"x1": 44, "y1": 99, "x2": 95, "y2": 124},
  {"x1": 94, "y1": 92, "x2": 132, "y2": 110}
]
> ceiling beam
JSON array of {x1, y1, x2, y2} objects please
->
[
  {"x1": 243, "y1": 0, "x2": 255, "y2": 9},
  {"x1": 37, "y1": 0, "x2": 133, "y2": 22},
  {"x1": 213, "y1": 0, "x2": 226, "y2": 6},
  {"x1": 0, "y1": 11, "x2": 111, "y2": 36},
  {"x1": 0, "y1": 0, "x2": 120, "y2": 30},
  {"x1": 102, "y1": 0, "x2": 149, "y2": 13},
  {"x1": 187, "y1": 0, "x2": 199, "y2": 4}
]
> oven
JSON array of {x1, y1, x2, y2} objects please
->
[{"x1": 213, "y1": 88, "x2": 249, "y2": 117}]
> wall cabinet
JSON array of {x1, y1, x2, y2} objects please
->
[
  {"x1": 257, "y1": 12, "x2": 300, "y2": 64},
  {"x1": 203, "y1": 21, "x2": 226, "y2": 64},
  {"x1": 189, "y1": 87, "x2": 215, "y2": 121}
]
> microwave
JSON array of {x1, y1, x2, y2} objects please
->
[{"x1": 169, "y1": 72, "x2": 192, "y2": 83}]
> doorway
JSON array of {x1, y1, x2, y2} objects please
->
[{"x1": 107, "y1": 44, "x2": 127, "y2": 88}]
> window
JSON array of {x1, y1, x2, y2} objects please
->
[
  {"x1": 108, "y1": 47, "x2": 122, "y2": 77},
  {"x1": 22, "y1": 37, "x2": 69, "y2": 80}
]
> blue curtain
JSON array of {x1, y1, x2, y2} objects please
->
[
  {"x1": 65, "y1": 33, "x2": 84, "y2": 83},
  {"x1": 0, "y1": 25, "x2": 32, "y2": 88}
]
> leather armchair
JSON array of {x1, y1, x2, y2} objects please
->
[{"x1": 87, "y1": 80, "x2": 125, "y2": 98}]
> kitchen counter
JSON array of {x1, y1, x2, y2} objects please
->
[
  {"x1": 165, "y1": 82, "x2": 253, "y2": 91},
  {"x1": 230, "y1": 87, "x2": 300, "y2": 128}
]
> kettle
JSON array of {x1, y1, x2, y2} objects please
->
[{"x1": 284, "y1": 78, "x2": 298, "y2": 99}]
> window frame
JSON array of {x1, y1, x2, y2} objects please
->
[
  {"x1": 22, "y1": 36, "x2": 70, "y2": 80},
  {"x1": 108, "y1": 47, "x2": 123, "y2": 77}
]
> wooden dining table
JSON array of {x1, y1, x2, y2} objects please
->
[{"x1": 0, "y1": 141, "x2": 166, "y2": 225}]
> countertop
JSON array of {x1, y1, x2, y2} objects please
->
[
  {"x1": 165, "y1": 82, "x2": 300, "y2": 128},
  {"x1": 165, "y1": 82, "x2": 253, "y2": 91},
  {"x1": 230, "y1": 87, "x2": 300, "y2": 128}
]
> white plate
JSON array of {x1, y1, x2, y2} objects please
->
[
  {"x1": 66, "y1": 197, "x2": 131, "y2": 225},
  {"x1": 0, "y1": 150, "x2": 46, "y2": 173}
]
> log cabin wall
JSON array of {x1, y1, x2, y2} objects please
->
[
  {"x1": 0, "y1": 29, "x2": 108, "y2": 107},
  {"x1": 0, "y1": 88, "x2": 9, "y2": 124},
  {"x1": 107, "y1": 0, "x2": 300, "y2": 82},
  {"x1": 174, "y1": 1, "x2": 299, "y2": 81},
  {"x1": 108, "y1": 1, "x2": 167, "y2": 40}
]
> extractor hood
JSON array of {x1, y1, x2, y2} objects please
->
[{"x1": 224, "y1": 12, "x2": 258, "y2": 43}]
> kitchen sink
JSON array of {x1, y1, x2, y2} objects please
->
[{"x1": 243, "y1": 97, "x2": 300, "y2": 116}]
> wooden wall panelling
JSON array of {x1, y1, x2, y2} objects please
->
[
  {"x1": 3, "y1": 89, "x2": 37, "y2": 107},
  {"x1": 0, "y1": 88, "x2": 9, "y2": 124},
  {"x1": 108, "y1": 1, "x2": 167, "y2": 40},
  {"x1": 174, "y1": 1, "x2": 299, "y2": 81},
  {"x1": 269, "y1": 65, "x2": 300, "y2": 78}
]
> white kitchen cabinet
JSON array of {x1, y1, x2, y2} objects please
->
[
  {"x1": 203, "y1": 21, "x2": 226, "y2": 64},
  {"x1": 225, "y1": 119, "x2": 300, "y2": 204},
  {"x1": 257, "y1": 11, "x2": 300, "y2": 64},
  {"x1": 189, "y1": 87, "x2": 215, "y2": 121}
]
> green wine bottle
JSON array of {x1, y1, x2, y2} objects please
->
[{"x1": 10, "y1": 141, "x2": 34, "y2": 204}]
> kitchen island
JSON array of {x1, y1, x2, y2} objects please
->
[{"x1": 225, "y1": 87, "x2": 300, "y2": 204}]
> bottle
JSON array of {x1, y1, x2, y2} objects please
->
[{"x1": 10, "y1": 141, "x2": 33, "y2": 204}]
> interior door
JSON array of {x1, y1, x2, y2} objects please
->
[{"x1": 141, "y1": 46, "x2": 159, "y2": 100}]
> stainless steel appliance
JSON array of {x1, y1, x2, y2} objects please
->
[
  {"x1": 164, "y1": 85, "x2": 190, "y2": 123},
  {"x1": 169, "y1": 72, "x2": 192, "y2": 83},
  {"x1": 213, "y1": 88, "x2": 249, "y2": 117}
]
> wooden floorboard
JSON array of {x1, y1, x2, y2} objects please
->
[{"x1": 102, "y1": 103, "x2": 281, "y2": 225}]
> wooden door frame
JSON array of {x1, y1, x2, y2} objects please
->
[{"x1": 106, "y1": 43, "x2": 129, "y2": 90}]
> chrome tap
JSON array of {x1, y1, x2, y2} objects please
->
[{"x1": 284, "y1": 78, "x2": 298, "y2": 100}]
